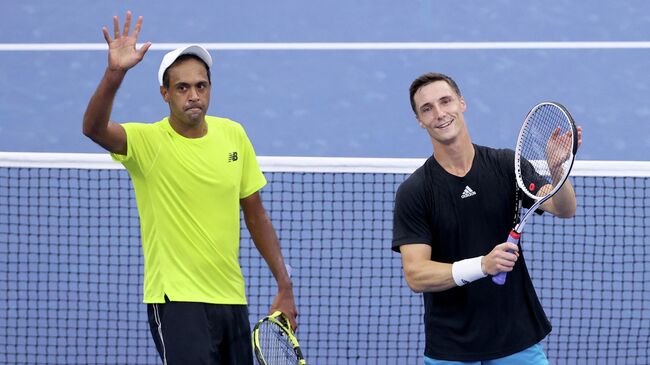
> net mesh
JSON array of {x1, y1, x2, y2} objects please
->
[{"x1": 0, "y1": 154, "x2": 648, "y2": 365}]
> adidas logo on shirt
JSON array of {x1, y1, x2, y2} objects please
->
[{"x1": 461, "y1": 186, "x2": 476, "y2": 199}]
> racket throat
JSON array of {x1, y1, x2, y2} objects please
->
[
  {"x1": 513, "y1": 221, "x2": 526, "y2": 233},
  {"x1": 509, "y1": 230, "x2": 522, "y2": 240}
]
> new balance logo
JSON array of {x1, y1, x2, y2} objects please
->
[
  {"x1": 461, "y1": 186, "x2": 476, "y2": 199},
  {"x1": 228, "y1": 152, "x2": 238, "y2": 162}
]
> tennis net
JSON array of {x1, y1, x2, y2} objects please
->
[{"x1": 0, "y1": 152, "x2": 648, "y2": 364}]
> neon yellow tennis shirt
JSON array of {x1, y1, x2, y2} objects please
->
[{"x1": 111, "y1": 116, "x2": 266, "y2": 304}]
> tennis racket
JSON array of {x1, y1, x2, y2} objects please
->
[
  {"x1": 492, "y1": 101, "x2": 578, "y2": 285},
  {"x1": 252, "y1": 311, "x2": 306, "y2": 365}
]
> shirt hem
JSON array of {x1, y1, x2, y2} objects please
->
[
  {"x1": 143, "y1": 295, "x2": 248, "y2": 305},
  {"x1": 424, "y1": 333, "x2": 549, "y2": 361}
]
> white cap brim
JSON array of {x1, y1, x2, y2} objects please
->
[{"x1": 158, "y1": 44, "x2": 213, "y2": 86}]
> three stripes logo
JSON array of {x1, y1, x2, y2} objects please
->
[
  {"x1": 228, "y1": 152, "x2": 238, "y2": 162},
  {"x1": 460, "y1": 186, "x2": 476, "y2": 199}
]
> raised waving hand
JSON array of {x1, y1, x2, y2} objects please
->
[
  {"x1": 102, "y1": 11, "x2": 151, "y2": 71},
  {"x1": 546, "y1": 125, "x2": 583, "y2": 182}
]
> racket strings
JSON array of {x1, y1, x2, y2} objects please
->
[
  {"x1": 519, "y1": 104, "x2": 574, "y2": 194},
  {"x1": 256, "y1": 321, "x2": 298, "y2": 365}
]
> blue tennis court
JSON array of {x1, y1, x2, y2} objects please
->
[{"x1": 2, "y1": 1, "x2": 650, "y2": 159}]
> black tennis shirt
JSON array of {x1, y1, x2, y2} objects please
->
[{"x1": 392, "y1": 144, "x2": 551, "y2": 361}]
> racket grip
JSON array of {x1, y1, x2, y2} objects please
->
[{"x1": 491, "y1": 231, "x2": 521, "y2": 285}]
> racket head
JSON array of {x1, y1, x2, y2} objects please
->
[
  {"x1": 252, "y1": 311, "x2": 305, "y2": 365},
  {"x1": 514, "y1": 101, "x2": 578, "y2": 202}
]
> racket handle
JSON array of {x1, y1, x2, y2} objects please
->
[{"x1": 491, "y1": 231, "x2": 521, "y2": 285}]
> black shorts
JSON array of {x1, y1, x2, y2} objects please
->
[{"x1": 147, "y1": 299, "x2": 253, "y2": 365}]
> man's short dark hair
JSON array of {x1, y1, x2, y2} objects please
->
[
  {"x1": 162, "y1": 54, "x2": 211, "y2": 89},
  {"x1": 409, "y1": 73, "x2": 462, "y2": 114}
]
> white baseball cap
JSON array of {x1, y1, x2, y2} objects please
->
[{"x1": 158, "y1": 44, "x2": 213, "y2": 86}]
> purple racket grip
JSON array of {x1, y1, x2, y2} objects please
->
[{"x1": 491, "y1": 231, "x2": 521, "y2": 285}]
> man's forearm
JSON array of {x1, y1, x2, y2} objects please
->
[
  {"x1": 248, "y1": 217, "x2": 292, "y2": 289},
  {"x1": 548, "y1": 179, "x2": 577, "y2": 218},
  {"x1": 82, "y1": 68, "x2": 126, "y2": 137}
]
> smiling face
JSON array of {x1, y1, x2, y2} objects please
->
[
  {"x1": 160, "y1": 57, "x2": 211, "y2": 135},
  {"x1": 412, "y1": 80, "x2": 468, "y2": 146}
]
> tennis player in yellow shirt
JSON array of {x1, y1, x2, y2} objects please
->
[{"x1": 82, "y1": 11, "x2": 297, "y2": 364}]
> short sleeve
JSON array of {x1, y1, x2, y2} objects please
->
[
  {"x1": 519, "y1": 157, "x2": 549, "y2": 212},
  {"x1": 110, "y1": 123, "x2": 149, "y2": 176},
  {"x1": 494, "y1": 148, "x2": 545, "y2": 214},
  {"x1": 237, "y1": 126, "x2": 267, "y2": 199},
  {"x1": 392, "y1": 172, "x2": 432, "y2": 252}
]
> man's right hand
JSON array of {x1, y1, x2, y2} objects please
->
[
  {"x1": 481, "y1": 242, "x2": 520, "y2": 276},
  {"x1": 102, "y1": 11, "x2": 151, "y2": 72},
  {"x1": 82, "y1": 11, "x2": 148, "y2": 154}
]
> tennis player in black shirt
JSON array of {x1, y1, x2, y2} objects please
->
[{"x1": 392, "y1": 73, "x2": 582, "y2": 364}]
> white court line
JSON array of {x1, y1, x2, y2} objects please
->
[{"x1": 1, "y1": 41, "x2": 650, "y2": 51}]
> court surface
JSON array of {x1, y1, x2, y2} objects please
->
[{"x1": 1, "y1": 1, "x2": 649, "y2": 160}]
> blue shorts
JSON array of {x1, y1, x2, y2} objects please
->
[{"x1": 424, "y1": 343, "x2": 548, "y2": 365}]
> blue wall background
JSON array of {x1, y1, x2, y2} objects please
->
[{"x1": 1, "y1": 1, "x2": 649, "y2": 160}]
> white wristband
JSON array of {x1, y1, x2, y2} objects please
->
[{"x1": 451, "y1": 256, "x2": 487, "y2": 286}]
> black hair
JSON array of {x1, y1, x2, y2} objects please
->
[{"x1": 409, "y1": 72, "x2": 462, "y2": 114}]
